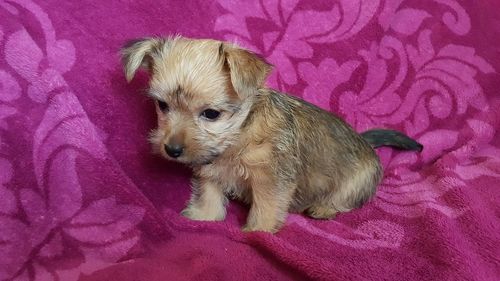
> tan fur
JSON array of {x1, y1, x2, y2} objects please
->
[
  {"x1": 121, "y1": 36, "x2": 383, "y2": 233},
  {"x1": 181, "y1": 179, "x2": 227, "y2": 221}
]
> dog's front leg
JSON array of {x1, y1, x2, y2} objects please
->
[
  {"x1": 181, "y1": 178, "x2": 227, "y2": 221},
  {"x1": 243, "y1": 170, "x2": 293, "y2": 233}
]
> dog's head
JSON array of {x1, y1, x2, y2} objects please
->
[{"x1": 121, "y1": 36, "x2": 272, "y2": 165}]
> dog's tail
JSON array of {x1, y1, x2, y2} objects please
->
[{"x1": 361, "y1": 129, "x2": 423, "y2": 152}]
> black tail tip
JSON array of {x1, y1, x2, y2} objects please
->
[
  {"x1": 361, "y1": 129, "x2": 424, "y2": 152},
  {"x1": 410, "y1": 142, "x2": 424, "y2": 152},
  {"x1": 416, "y1": 143, "x2": 424, "y2": 152}
]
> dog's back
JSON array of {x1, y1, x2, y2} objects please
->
[{"x1": 246, "y1": 90, "x2": 382, "y2": 218}]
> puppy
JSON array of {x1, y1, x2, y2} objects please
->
[{"x1": 121, "y1": 36, "x2": 423, "y2": 233}]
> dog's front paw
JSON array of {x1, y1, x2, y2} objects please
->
[
  {"x1": 181, "y1": 205, "x2": 225, "y2": 221},
  {"x1": 180, "y1": 207, "x2": 196, "y2": 219}
]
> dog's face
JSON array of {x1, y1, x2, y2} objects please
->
[{"x1": 121, "y1": 37, "x2": 271, "y2": 165}]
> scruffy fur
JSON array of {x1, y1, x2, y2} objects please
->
[{"x1": 121, "y1": 36, "x2": 422, "y2": 232}]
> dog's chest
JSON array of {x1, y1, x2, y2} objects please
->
[
  {"x1": 197, "y1": 141, "x2": 273, "y2": 201},
  {"x1": 200, "y1": 158, "x2": 249, "y2": 190}
]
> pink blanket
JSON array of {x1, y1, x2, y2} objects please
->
[{"x1": 1, "y1": 0, "x2": 499, "y2": 280}]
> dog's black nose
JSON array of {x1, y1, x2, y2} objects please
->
[{"x1": 165, "y1": 144, "x2": 184, "y2": 158}]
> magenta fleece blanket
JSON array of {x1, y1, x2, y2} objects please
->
[{"x1": 1, "y1": 1, "x2": 499, "y2": 280}]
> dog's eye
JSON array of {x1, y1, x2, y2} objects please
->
[
  {"x1": 157, "y1": 100, "x2": 169, "y2": 112},
  {"x1": 201, "y1": 109, "x2": 221, "y2": 120}
]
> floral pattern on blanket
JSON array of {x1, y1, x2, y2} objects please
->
[{"x1": 1, "y1": 1, "x2": 145, "y2": 280}]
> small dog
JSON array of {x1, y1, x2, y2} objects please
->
[{"x1": 121, "y1": 36, "x2": 422, "y2": 233}]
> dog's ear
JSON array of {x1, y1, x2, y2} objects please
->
[
  {"x1": 120, "y1": 38, "x2": 170, "y2": 82},
  {"x1": 221, "y1": 43, "x2": 272, "y2": 98}
]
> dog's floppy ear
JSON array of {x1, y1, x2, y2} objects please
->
[
  {"x1": 120, "y1": 38, "x2": 168, "y2": 82},
  {"x1": 221, "y1": 43, "x2": 272, "y2": 98}
]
